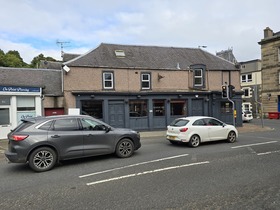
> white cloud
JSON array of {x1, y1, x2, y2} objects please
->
[{"x1": 0, "y1": 0, "x2": 280, "y2": 63}]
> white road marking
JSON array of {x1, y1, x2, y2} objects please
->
[
  {"x1": 231, "y1": 141, "x2": 278, "y2": 149},
  {"x1": 257, "y1": 150, "x2": 280, "y2": 156},
  {"x1": 86, "y1": 161, "x2": 210, "y2": 186},
  {"x1": 79, "y1": 154, "x2": 190, "y2": 178}
]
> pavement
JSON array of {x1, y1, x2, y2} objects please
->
[{"x1": 0, "y1": 123, "x2": 273, "y2": 155}]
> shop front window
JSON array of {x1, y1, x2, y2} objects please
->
[
  {"x1": 153, "y1": 100, "x2": 165, "y2": 116},
  {"x1": 81, "y1": 100, "x2": 103, "y2": 119},
  {"x1": 0, "y1": 108, "x2": 10, "y2": 125},
  {"x1": 170, "y1": 100, "x2": 187, "y2": 116},
  {"x1": 17, "y1": 96, "x2": 36, "y2": 122},
  {"x1": 129, "y1": 100, "x2": 147, "y2": 117},
  {"x1": 221, "y1": 102, "x2": 233, "y2": 113},
  {"x1": 0, "y1": 96, "x2": 11, "y2": 105}
]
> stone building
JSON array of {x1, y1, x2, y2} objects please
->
[{"x1": 258, "y1": 27, "x2": 280, "y2": 115}]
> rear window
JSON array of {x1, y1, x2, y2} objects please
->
[
  {"x1": 38, "y1": 120, "x2": 53, "y2": 130},
  {"x1": 13, "y1": 121, "x2": 34, "y2": 132},
  {"x1": 170, "y1": 119, "x2": 189, "y2": 127}
]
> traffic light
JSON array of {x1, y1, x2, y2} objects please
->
[
  {"x1": 222, "y1": 85, "x2": 228, "y2": 98},
  {"x1": 228, "y1": 85, "x2": 235, "y2": 98}
]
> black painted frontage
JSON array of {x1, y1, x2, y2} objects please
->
[{"x1": 74, "y1": 91, "x2": 242, "y2": 131}]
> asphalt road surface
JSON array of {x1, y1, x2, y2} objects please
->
[{"x1": 0, "y1": 119, "x2": 279, "y2": 210}]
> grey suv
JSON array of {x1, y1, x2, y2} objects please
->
[{"x1": 5, "y1": 115, "x2": 141, "y2": 172}]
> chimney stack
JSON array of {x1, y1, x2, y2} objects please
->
[{"x1": 264, "y1": 27, "x2": 273, "y2": 38}]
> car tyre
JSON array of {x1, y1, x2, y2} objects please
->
[
  {"x1": 115, "y1": 138, "x2": 134, "y2": 158},
  {"x1": 227, "y1": 131, "x2": 236, "y2": 143},
  {"x1": 188, "y1": 135, "x2": 200, "y2": 148},
  {"x1": 29, "y1": 147, "x2": 57, "y2": 172}
]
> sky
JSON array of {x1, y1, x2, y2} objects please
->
[{"x1": 0, "y1": 0, "x2": 279, "y2": 64}]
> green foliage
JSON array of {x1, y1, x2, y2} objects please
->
[
  {"x1": 30, "y1": 53, "x2": 57, "y2": 68},
  {"x1": 0, "y1": 49, "x2": 5, "y2": 66},
  {"x1": 0, "y1": 49, "x2": 57, "y2": 68},
  {"x1": 0, "y1": 50, "x2": 28, "y2": 67}
]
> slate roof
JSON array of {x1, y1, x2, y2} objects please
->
[
  {"x1": 65, "y1": 43, "x2": 239, "y2": 71},
  {"x1": 39, "y1": 60, "x2": 62, "y2": 70},
  {"x1": 0, "y1": 67, "x2": 62, "y2": 96},
  {"x1": 63, "y1": 53, "x2": 81, "y2": 62}
]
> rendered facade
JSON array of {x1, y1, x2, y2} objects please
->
[
  {"x1": 62, "y1": 43, "x2": 243, "y2": 130},
  {"x1": 239, "y1": 59, "x2": 262, "y2": 117}
]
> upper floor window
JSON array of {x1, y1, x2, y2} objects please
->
[
  {"x1": 191, "y1": 64, "x2": 206, "y2": 89},
  {"x1": 103, "y1": 72, "x2": 114, "y2": 89},
  {"x1": 141, "y1": 73, "x2": 151, "y2": 90},
  {"x1": 194, "y1": 69, "x2": 203, "y2": 86},
  {"x1": 242, "y1": 87, "x2": 251, "y2": 98},
  {"x1": 241, "y1": 74, "x2": 252, "y2": 83}
]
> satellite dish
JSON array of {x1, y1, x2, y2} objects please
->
[{"x1": 63, "y1": 65, "x2": 70, "y2": 72}]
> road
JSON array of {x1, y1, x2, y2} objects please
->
[{"x1": 0, "y1": 119, "x2": 279, "y2": 209}]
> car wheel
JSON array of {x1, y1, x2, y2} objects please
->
[
  {"x1": 188, "y1": 135, "x2": 200, "y2": 147},
  {"x1": 115, "y1": 138, "x2": 134, "y2": 158},
  {"x1": 28, "y1": 147, "x2": 57, "y2": 172},
  {"x1": 227, "y1": 131, "x2": 236, "y2": 143}
]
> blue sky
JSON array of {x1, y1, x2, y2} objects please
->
[{"x1": 1, "y1": 0, "x2": 279, "y2": 63}]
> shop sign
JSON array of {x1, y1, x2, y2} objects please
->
[
  {"x1": 0, "y1": 86, "x2": 40, "y2": 93},
  {"x1": 17, "y1": 112, "x2": 36, "y2": 123}
]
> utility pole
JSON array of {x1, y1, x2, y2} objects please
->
[{"x1": 254, "y1": 85, "x2": 264, "y2": 128}]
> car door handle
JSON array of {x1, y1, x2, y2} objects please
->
[
  {"x1": 51, "y1": 135, "x2": 60, "y2": 138},
  {"x1": 87, "y1": 134, "x2": 94, "y2": 137}
]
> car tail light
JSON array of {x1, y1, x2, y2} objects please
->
[
  {"x1": 179, "y1": 128, "x2": 188, "y2": 132},
  {"x1": 11, "y1": 135, "x2": 29, "y2": 141}
]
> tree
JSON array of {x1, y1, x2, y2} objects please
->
[
  {"x1": 30, "y1": 53, "x2": 57, "y2": 68},
  {"x1": 0, "y1": 49, "x2": 5, "y2": 66},
  {"x1": 0, "y1": 49, "x2": 28, "y2": 67},
  {"x1": 0, "y1": 49, "x2": 57, "y2": 68}
]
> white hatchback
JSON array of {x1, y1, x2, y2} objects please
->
[
  {"x1": 166, "y1": 116, "x2": 238, "y2": 147},
  {"x1": 242, "y1": 111, "x2": 253, "y2": 122}
]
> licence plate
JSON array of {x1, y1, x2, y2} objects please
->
[{"x1": 168, "y1": 136, "x2": 176, "y2": 140}]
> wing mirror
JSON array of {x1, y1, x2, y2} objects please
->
[{"x1": 105, "y1": 126, "x2": 111, "y2": 133}]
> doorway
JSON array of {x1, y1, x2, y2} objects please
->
[
  {"x1": 0, "y1": 107, "x2": 11, "y2": 139},
  {"x1": 108, "y1": 101, "x2": 125, "y2": 128}
]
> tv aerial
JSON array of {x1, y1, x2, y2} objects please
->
[{"x1": 56, "y1": 40, "x2": 70, "y2": 58}]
